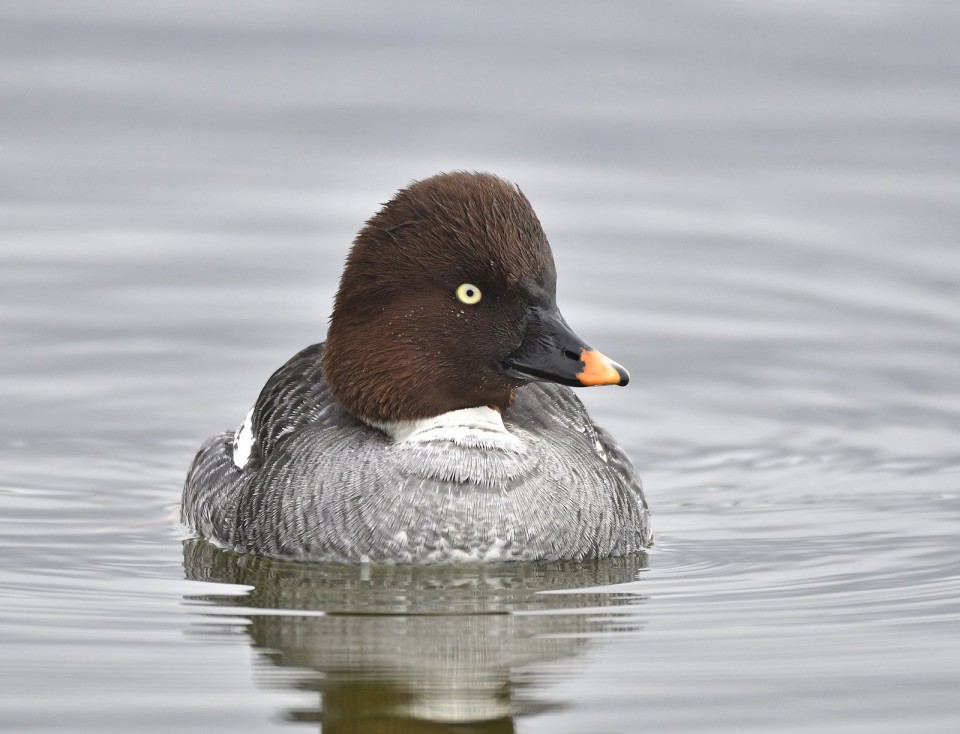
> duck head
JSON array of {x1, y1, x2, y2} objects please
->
[{"x1": 323, "y1": 171, "x2": 629, "y2": 425}]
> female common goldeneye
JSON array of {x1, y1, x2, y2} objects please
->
[{"x1": 182, "y1": 172, "x2": 651, "y2": 563}]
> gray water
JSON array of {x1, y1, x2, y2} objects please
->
[{"x1": 2, "y1": 1, "x2": 959, "y2": 732}]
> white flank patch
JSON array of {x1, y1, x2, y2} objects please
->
[
  {"x1": 374, "y1": 406, "x2": 524, "y2": 451},
  {"x1": 232, "y1": 407, "x2": 255, "y2": 469}
]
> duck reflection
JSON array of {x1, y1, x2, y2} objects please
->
[{"x1": 182, "y1": 540, "x2": 647, "y2": 733}]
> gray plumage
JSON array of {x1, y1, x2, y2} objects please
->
[{"x1": 182, "y1": 343, "x2": 651, "y2": 563}]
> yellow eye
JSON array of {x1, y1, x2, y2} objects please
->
[{"x1": 456, "y1": 283, "x2": 482, "y2": 305}]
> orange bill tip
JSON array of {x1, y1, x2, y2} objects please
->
[{"x1": 577, "y1": 348, "x2": 630, "y2": 387}]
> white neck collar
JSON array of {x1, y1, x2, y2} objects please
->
[{"x1": 372, "y1": 406, "x2": 525, "y2": 451}]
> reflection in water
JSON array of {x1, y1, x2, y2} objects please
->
[{"x1": 183, "y1": 540, "x2": 647, "y2": 732}]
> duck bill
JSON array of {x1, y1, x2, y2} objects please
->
[{"x1": 503, "y1": 307, "x2": 629, "y2": 388}]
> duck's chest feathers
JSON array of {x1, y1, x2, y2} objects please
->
[{"x1": 372, "y1": 407, "x2": 534, "y2": 486}]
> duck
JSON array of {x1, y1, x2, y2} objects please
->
[{"x1": 181, "y1": 171, "x2": 651, "y2": 563}]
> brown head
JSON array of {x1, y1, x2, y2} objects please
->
[{"x1": 322, "y1": 171, "x2": 628, "y2": 425}]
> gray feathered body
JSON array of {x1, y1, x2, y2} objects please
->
[{"x1": 182, "y1": 343, "x2": 651, "y2": 563}]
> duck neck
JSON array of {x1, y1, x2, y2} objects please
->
[{"x1": 369, "y1": 406, "x2": 525, "y2": 452}]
